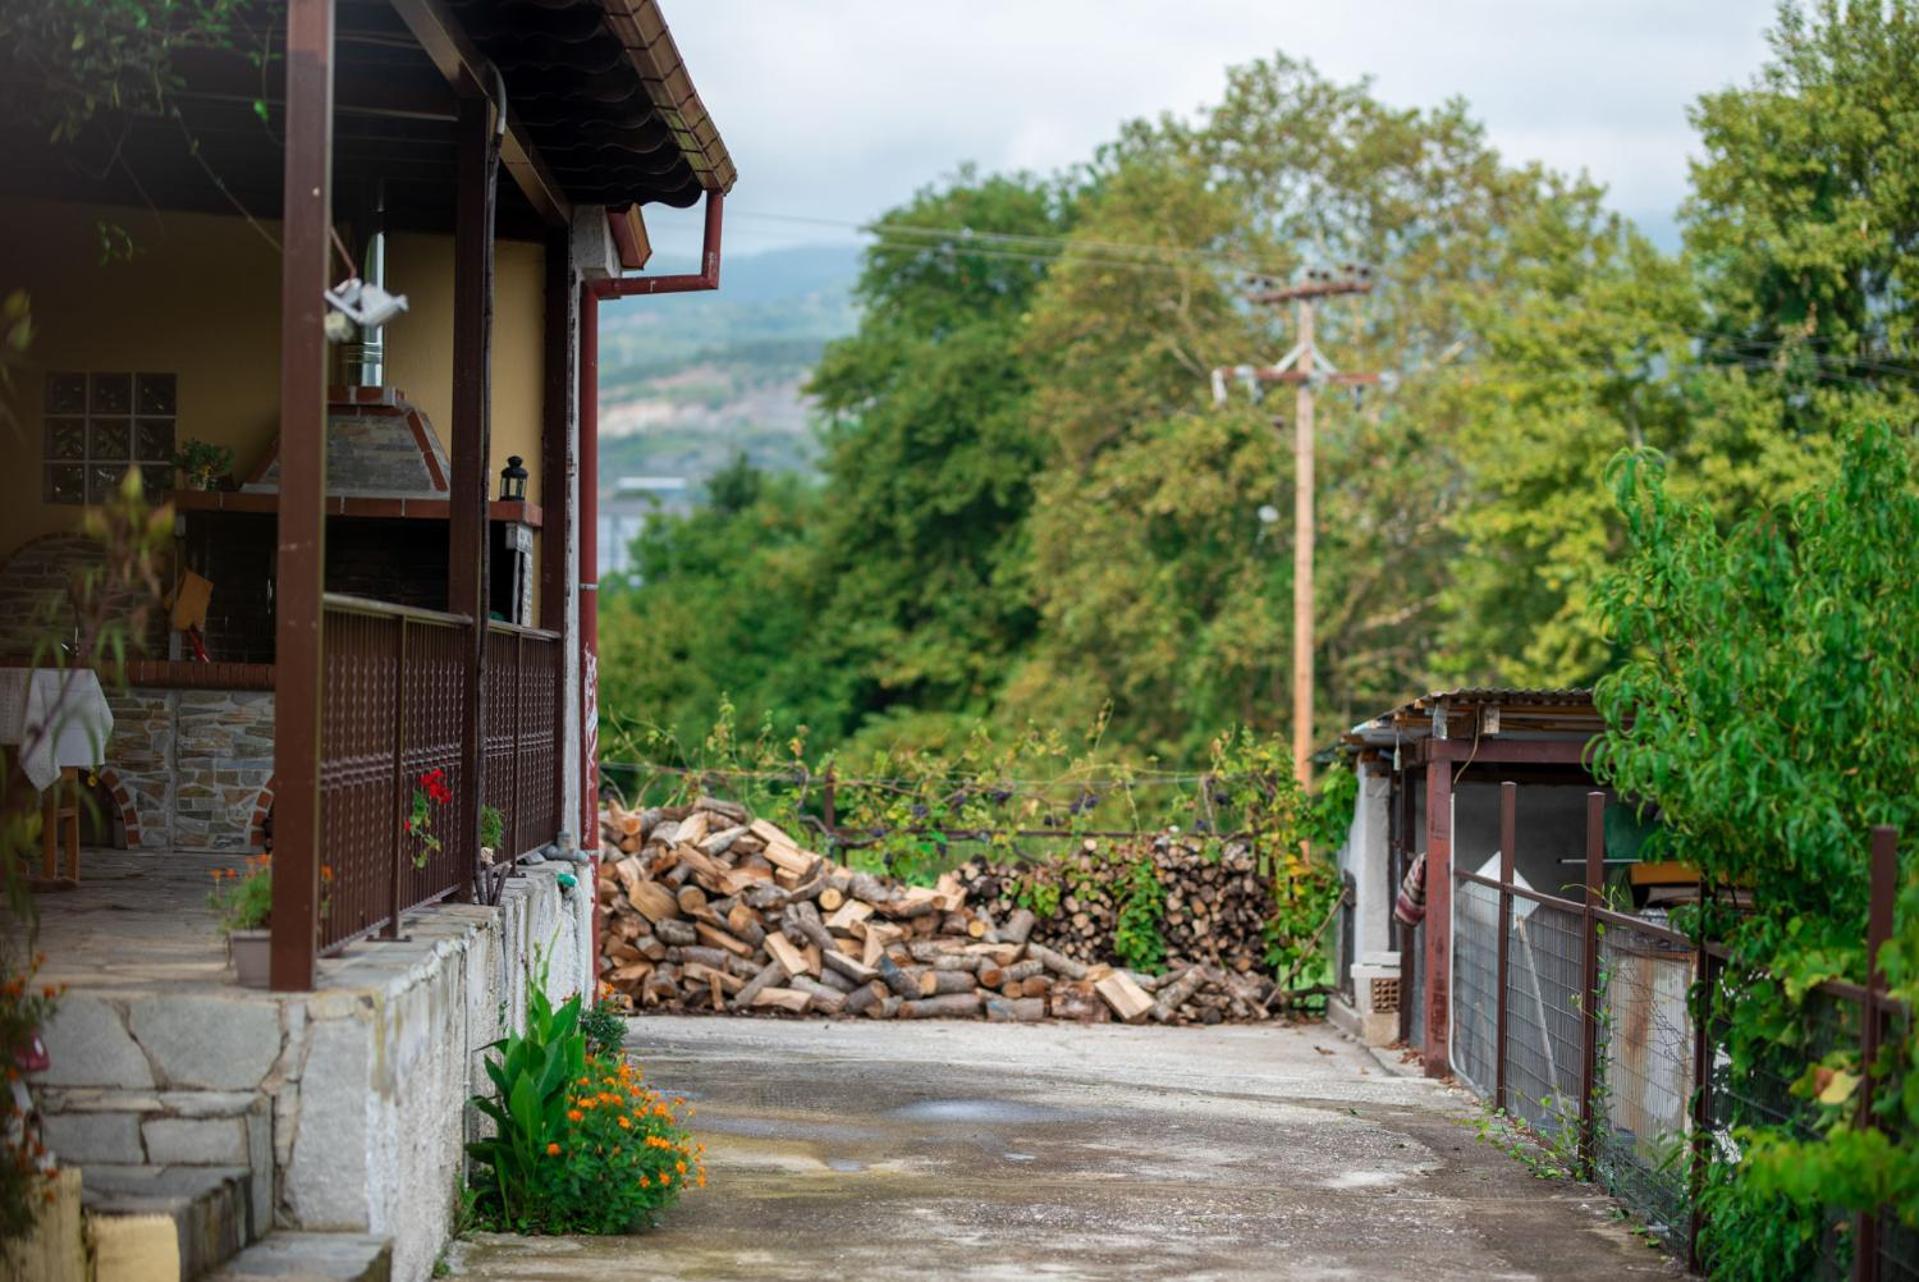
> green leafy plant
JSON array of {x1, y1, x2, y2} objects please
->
[
  {"x1": 467, "y1": 983, "x2": 700, "y2": 1235},
  {"x1": 1592, "y1": 423, "x2": 1919, "y2": 1277},
  {"x1": 1112, "y1": 857, "x2": 1167, "y2": 974},
  {"x1": 172, "y1": 439, "x2": 233, "y2": 491},
  {"x1": 480, "y1": 804, "x2": 505, "y2": 854},
  {"x1": 207, "y1": 854, "x2": 272, "y2": 935},
  {"x1": 580, "y1": 993, "x2": 626, "y2": 1061},
  {"x1": 406, "y1": 768, "x2": 451, "y2": 868}
]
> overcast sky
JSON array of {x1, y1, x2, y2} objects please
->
[{"x1": 640, "y1": 1, "x2": 1780, "y2": 269}]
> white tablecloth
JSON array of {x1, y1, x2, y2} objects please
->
[{"x1": 0, "y1": 669, "x2": 114, "y2": 792}]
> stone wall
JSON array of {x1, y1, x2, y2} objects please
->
[
  {"x1": 102, "y1": 686, "x2": 275, "y2": 851},
  {"x1": 37, "y1": 862, "x2": 593, "y2": 1282}
]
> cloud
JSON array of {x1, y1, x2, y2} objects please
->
[{"x1": 643, "y1": 0, "x2": 1776, "y2": 266}]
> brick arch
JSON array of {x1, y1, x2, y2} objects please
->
[
  {"x1": 95, "y1": 767, "x2": 143, "y2": 850},
  {"x1": 249, "y1": 774, "x2": 277, "y2": 852}
]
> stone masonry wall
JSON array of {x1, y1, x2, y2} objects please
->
[
  {"x1": 36, "y1": 863, "x2": 592, "y2": 1282},
  {"x1": 103, "y1": 686, "x2": 274, "y2": 851}
]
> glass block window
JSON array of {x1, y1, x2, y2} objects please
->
[{"x1": 43, "y1": 372, "x2": 176, "y2": 504}]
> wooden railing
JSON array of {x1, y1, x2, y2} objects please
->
[
  {"x1": 483, "y1": 620, "x2": 564, "y2": 861},
  {"x1": 300, "y1": 597, "x2": 567, "y2": 957},
  {"x1": 315, "y1": 595, "x2": 471, "y2": 950}
]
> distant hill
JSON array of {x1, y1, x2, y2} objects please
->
[{"x1": 596, "y1": 244, "x2": 860, "y2": 496}]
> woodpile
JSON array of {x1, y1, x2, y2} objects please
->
[
  {"x1": 596, "y1": 799, "x2": 1283, "y2": 1026},
  {"x1": 955, "y1": 834, "x2": 1275, "y2": 979}
]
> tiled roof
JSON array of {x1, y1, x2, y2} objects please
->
[{"x1": 454, "y1": 0, "x2": 736, "y2": 209}]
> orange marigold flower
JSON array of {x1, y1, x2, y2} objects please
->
[
  {"x1": 675, "y1": 1161, "x2": 687, "y2": 1176},
  {"x1": 567, "y1": 1109, "x2": 584, "y2": 1123},
  {"x1": 659, "y1": 1171, "x2": 671, "y2": 1186},
  {"x1": 697, "y1": 1174, "x2": 707, "y2": 1188},
  {"x1": 639, "y1": 1175, "x2": 651, "y2": 1188},
  {"x1": 617, "y1": 1115, "x2": 631, "y2": 1130},
  {"x1": 578, "y1": 1076, "x2": 591, "y2": 1086},
  {"x1": 545, "y1": 1142, "x2": 561, "y2": 1156}
]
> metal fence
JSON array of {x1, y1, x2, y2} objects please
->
[{"x1": 1446, "y1": 785, "x2": 1912, "y2": 1277}]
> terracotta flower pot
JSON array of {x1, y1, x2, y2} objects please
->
[{"x1": 228, "y1": 929, "x2": 271, "y2": 989}]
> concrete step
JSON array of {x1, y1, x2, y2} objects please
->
[
  {"x1": 39, "y1": 1088, "x2": 273, "y2": 1225},
  {"x1": 205, "y1": 1233, "x2": 393, "y2": 1282},
  {"x1": 83, "y1": 1163, "x2": 260, "y2": 1281}
]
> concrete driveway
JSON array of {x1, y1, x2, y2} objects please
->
[{"x1": 447, "y1": 1017, "x2": 1675, "y2": 1281}]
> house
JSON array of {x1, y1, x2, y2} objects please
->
[
  {"x1": 1329, "y1": 689, "x2": 1610, "y2": 1074},
  {"x1": 0, "y1": 1, "x2": 733, "y2": 1277}
]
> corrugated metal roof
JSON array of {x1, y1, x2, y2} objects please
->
[{"x1": 1346, "y1": 687, "x2": 1599, "y2": 745}]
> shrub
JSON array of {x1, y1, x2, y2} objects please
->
[
  {"x1": 467, "y1": 983, "x2": 701, "y2": 1234},
  {"x1": 580, "y1": 991, "x2": 627, "y2": 1060}
]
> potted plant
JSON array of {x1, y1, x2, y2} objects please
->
[
  {"x1": 209, "y1": 856, "x2": 333, "y2": 987},
  {"x1": 480, "y1": 803, "x2": 505, "y2": 866},
  {"x1": 173, "y1": 439, "x2": 235, "y2": 492},
  {"x1": 209, "y1": 855, "x2": 273, "y2": 987}
]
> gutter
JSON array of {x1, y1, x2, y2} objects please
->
[{"x1": 577, "y1": 190, "x2": 725, "y2": 945}]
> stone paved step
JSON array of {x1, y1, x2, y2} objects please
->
[
  {"x1": 83, "y1": 1163, "x2": 259, "y2": 1281},
  {"x1": 205, "y1": 1233, "x2": 393, "y2": 1282},
  {"x1": 41, "y1": 1088, "x2": 274, "y2": 1229}
]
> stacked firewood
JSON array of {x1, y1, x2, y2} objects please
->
[
  {"x1": 955, "y1": 834, "x2": 1276, "y2": 984},
  {"x1": 595, "y1": 798, "x2": 1280, "y2": 1025}
]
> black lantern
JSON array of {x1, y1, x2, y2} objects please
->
[{"x1": 499, "y1": 455, "x2": 528, "y2": 502}]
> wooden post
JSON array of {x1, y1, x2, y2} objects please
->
[
  {"x1": 449, "y1": 92, "x2": 497, "y2": 895},
  {"x1": 1291, "y1": 298, "x2": 1315, "y2": 789},
  {"x1": 1395, "y1": 771, "x2": 1415, "y2": 1045},
  {"x1": 270, "y1": 0, "x2": 334, "y2": 992},
  {"x1": 1854, "y1": 825, "x2": 1897, "y2": 1282},
  {"x1": 383, "y1": 618, "x2": 407, "y2": 939},
  {"x1": 1495, "y1": 780, "x2": 1515, "y2": 1113},
  {"x1": 540, "y1": 229, "x2": 574, "y2": 847},
  {"x1": 1578, "y1": 789, "x2": 1605, "y2": 1178},
  {"x1": 1422, "y1": 757, "x2": 1452, "y2": 1077}
]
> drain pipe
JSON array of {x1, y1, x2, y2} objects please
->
[{"x1": 577, "y1": 190, "x2": 725, "y2": 926}]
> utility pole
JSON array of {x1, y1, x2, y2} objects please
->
[{"x1": 1212, "y1": 266, "x2": 1380, "y2": 788}]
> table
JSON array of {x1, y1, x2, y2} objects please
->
[{"x1": 0, "y1": 668, "x2": 114, "y2": 792}]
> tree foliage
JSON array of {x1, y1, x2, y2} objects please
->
[{"x1": 601, "y1": 2, "x2": 1917, "y2": 777}]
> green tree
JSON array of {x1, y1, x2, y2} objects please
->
[
  {"x1": 803, "y1": 172, "x2": 1075, "y2": 723},
  {"x1": 1591, "y1": 423, "x2": 1919, "y2": 1276}
]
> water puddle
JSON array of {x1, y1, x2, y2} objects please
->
[{"x1": 889, "y1": 1099, "x2": 1071, "y2": 1124}]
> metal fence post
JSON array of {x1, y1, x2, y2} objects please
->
[
  {"x1": 1496, "y1": 780, "x2": 1515, "y2": 1114},
  {"x1": 1579, "y1": 789, "x2": 1604, "y2": 1180},
  {"x1": 1689, "y1": 940, "x2": 1717, "y2": 1273},
  {"x1": 1854, "y1": 825, "x2": 1897, "y2": 1282},
  {"x1": 383, "y1": 618, "x2": 407, "y2": 939}
]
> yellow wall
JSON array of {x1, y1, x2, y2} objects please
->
[{"x1": 0, "y1": 198, "x2": 551, "y2": 588}]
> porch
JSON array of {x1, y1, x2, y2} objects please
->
[{"x1": 30, "y1": 846, "x2": 592, "y2": 1282}]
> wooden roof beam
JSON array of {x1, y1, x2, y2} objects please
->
[{"x1": 387, "y1": 0, "x2": 574, "y2": 227}]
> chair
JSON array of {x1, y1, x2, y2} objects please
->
[{"x1": 40, "y1": 766, "x2": 81, "y2": 884}]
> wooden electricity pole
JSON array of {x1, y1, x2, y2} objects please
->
[{"x1": 1214, "y1": 267, "x2": 1379, "y2": 787}]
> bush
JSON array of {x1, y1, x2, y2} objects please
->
[
  {"x1": 580, "y1": 991, "x2": 627, "y2": 1060},
  {"x1": 467, "y1": 984, "x2": 702, "y2": 1234}
]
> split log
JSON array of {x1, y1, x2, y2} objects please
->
[
  {"x1": 751, "y1": 987, "x2": 812, "y2": 1014},
  {"x1": 985, "y1": 997, "x2": 1048, "y2": 1023},
  {"x1": 1094, "y1": 971, "x2": 1155, "y2": 1023},
  {"x1": 898, "y1": 993, "x2": 983, "y2": 1020},
  {"x1": 1027, "y1": 943, "x2": 1088, "y2": 980},
  {"x1": 733, "y1": 960, "x2": 786, "y2": 1010}
]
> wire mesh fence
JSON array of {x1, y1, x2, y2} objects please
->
[
  {"x1": 1438, "y1": 793, "x2": 1912, "y2": 1277},
  {"x1": 1595, "y1": 916, "x2": 1695, "y2": 1248},
  {"x1": 1503, "y1": 898, "x2": 1586, "y2": 1149},
  {"x1": 1450, "y1": 876, "x2": 1500, "y2": 1097}
]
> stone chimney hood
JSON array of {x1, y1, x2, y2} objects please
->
[{"x1": 243, "y1": 386, "x2": 449, "y2": 499}]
